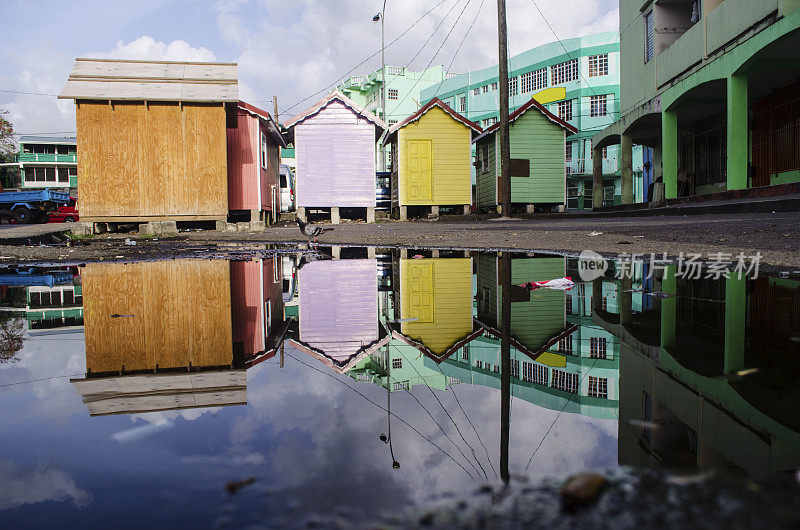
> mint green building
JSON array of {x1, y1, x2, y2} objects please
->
[
  {"x1": 421, "y1": 32, "x2": 645, "y2": 209},
  {"x1": 16, "y1": 136, "x2": 77, "y2": 193},
  {"x1": 594, "y1": 1, "x2": 800, "y2": 206}
]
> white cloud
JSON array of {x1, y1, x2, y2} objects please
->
[
  {"x1": 88, "y1": 36, "x2": 217, "y2": 62},
  {"x1": 0, "y1": 460, "x2": 93, "y2": 511}
]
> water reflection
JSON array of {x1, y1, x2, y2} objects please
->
[{"x1": 0, "y1": 249, "x2": 799, "y2": 524}]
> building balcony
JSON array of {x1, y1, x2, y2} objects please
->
[
  {"x1": 18, "y1": 153, "x2": 77, "y2": 163},
  {"x1": 655, "y1": 0, "x2": 780, "y2": 88},
  {"x1": 566, "y1": 157, "x2": 618, "y2": 176}
]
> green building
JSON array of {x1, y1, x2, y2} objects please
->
[
  {"x1": 421, "y1": 32, "x2": 645, "y2": 209},
  {"x1": 16, "y1": 136, "x2": 77, "y2": 193},
  {"x1": 594, "y1": 1, "x2": 800, "y2": 206}
]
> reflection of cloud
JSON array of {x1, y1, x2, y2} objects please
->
[
  {"x1": 181, "y1": 453, "x2": 266, "y2": 466},
  {"x1": 132, "y1": 407, "x2": 222, "y2": 426},
  {"x1": 112, "y1": 421, "x2": 174, "y2": 443},
  {"x1": 0, "y1": 460, "x2": 92, "y2": 510}
]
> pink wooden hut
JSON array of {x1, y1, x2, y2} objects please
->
[
  {"x1": 284, "y1": 91, "x2": 386, "y2": 224},
  {"x1": 227, "y1": 101, "x2": 287, "y2": 223},
  {"x1": 230, "y1": 258, "x2": 289, "y2": 368},
  {"x1": 290, "y1": 258, "x2": 388, "y2": 371}
]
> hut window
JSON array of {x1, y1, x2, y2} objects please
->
[
  {"x1": 480, "y1": 145, "x2": 489, "y2": 173},
  {"x1": 509, "y1": 159, "x2": 529, "y2": 178},
  {"x1": 388, "y1": 89, "x2": 398, "y2": 100},
  {"x1": 261, "y1": 133, "x2": 268, "y2": 170}
]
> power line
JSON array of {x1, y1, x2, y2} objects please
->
[
  {"x1": 275, "y1": 0, "x2": 454, "y2": 115},
  {"x1": 431, "y1": 0, "x2": 488, "y2": 102},
  {"x1": 284, "y1": 349, "x2": 477, "y2": 479}
]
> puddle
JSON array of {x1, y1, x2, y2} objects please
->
[{"x1": 0, "y1": 249, "x2": 798, "y2": 526}]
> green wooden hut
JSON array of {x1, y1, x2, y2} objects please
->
[{"x1": 473, "y1": 99, "x2": 577, "y2": 212}]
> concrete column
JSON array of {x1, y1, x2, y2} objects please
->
[
  {"x1": 621, "y1": 134, "x2": 634, "y2": 204},
  {"x1": 592, "y1": 146, "x2": 604, "y2": 209},
  {"x1": 367, "y1": 246, "x2": 376, "y2": 259},
  {"x1": 366, "y1": 207, "x2": 375, "y2": 224},
  {"x1": 400, "y1": 248, "x2": 408, "y2": 260},
  {"x1": 724, "y1": 275, "x2": 746, "y2": 374},
  {"x1": 463, "y1": 205, "x2": 470, "y2": 215},
  {"x1": 660, "y1": 265, "x2": 677, "y2": 350},
  {"x1": 250, "y1": 209, "x2": 262, "y2": 223},
  {"x1": 399, "y1": 206, "x2": 408, "y2": 221},
  {"x1": 331, "y1": 207, "x2": 340, "y2": 225},
  {"x1": 727, "y1": 75, "x2": 749, "y2": 191},
  {"x1": 431, "y1": 205, "x2": 439, "y2": 216},
  {"x1": 662, "y1": 110, "x2": 679, "y2": 199},
  {"x1": 332, "y1": 246, "x2": 341, "y2": 260},
  {"x1": 526, "y1": 204, "x2": 535, "y2": 214},
  {"x1": 297, "y1": 207, "x2": 306, "y2": 223},
  {"x1": 431, "y1": 249, "x2": 440, "y2": 258},
  {"x1": 652, "y1": 143, "x2": 663, "y2": 182}
]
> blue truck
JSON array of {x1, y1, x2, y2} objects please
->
[{"x1": 0, "y1": 189, "x2": 71, "y2": 224}]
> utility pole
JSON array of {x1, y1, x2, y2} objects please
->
[
  {"x1": 273, "y1": 96, "x2": 279, "y2": 124},
  {"x1": 499, "y1": 251, "x2": 511, "y2": 484},
  {"x1": 497, "y1": 0, "x2": 511, "y2": 217},
  {"x1": 380, "y1": 0, "x2": 388, "y2": 172}
]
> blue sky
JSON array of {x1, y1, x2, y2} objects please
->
[{"x1": 0, "y1": 0, "x2": 618, "y2": 137}]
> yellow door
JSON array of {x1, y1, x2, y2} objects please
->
[
  {"x1": 404, "y1": 261, "x2": 434, "y2": 323},
  {"x1": 406, "y1": 139, "x2": 432, "y2": 201}
]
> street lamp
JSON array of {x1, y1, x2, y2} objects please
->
[{"x1": 373, "y1": 1, "x2": 388, "y2": 171}]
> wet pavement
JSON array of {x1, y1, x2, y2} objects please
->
[{"x1": 0, "y1": 247, "x2": 799, "y2": 527}]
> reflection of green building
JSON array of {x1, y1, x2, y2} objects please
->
[
  {"x1": 0, "y1": 273, "x2": 83, "y2": 332},
  {"x1": 613, "y1": 266, "x2": 800, "y2": 479}
]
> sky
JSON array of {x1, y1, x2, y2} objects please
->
[{"x1": 0, "y1": 0, "x2": 618, "y2": 139}]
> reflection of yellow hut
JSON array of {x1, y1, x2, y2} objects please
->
[
  {"x1": 397, "y1": 257, "x2": 474, "y2": 357},
  {"x1": 72, "y1": 259, "x2": 242, "y2": 416}
]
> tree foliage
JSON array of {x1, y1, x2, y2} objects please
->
[{"x1": 0, "y1": 108, "x2": 19, "y2": 188}]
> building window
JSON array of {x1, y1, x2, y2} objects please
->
[
  {"x1": 392, "y1": 380, "x2": 409, "y2": 391},
  {"x1": 509, "y1": 76, "x2": 518, "y2": 96},
  {"x1": 493, "y1": 364, "x2": 500, "y2": 373},
  {"x1": 533, "y1": 364, "x2": 549, "y2": 385},
  {"x1": 473, "y1": 87, "x2": 480, "y2": 96},
  {"x1": 557, "y1": 100, "x2": 573, "y2": 121},
  {"x1": 566, "y1": 295, "x2": 573, "y2": 315},
  {"x1": 482, "y1": 85, "x2": 489, "y2": 94},
  {"x1": 475, "y1": 359, "x2": 483, "y2": 369},
  {"x1": 602, "y1": 146, "x2": 608, "y2": 159},
  {"x1": 551, "y1": 58, "x2": 579, "y2": 85},
  {"x1": 565, "y1": 141, "x2": 573, "y2": 161},
  {"x1": 388, "y1": 88, "x2": 399, "y2": 100},
  {"x1": 511, "y1": 359, "x2": 520, "y2": 378},
  {"x1": 392, "y1": 358, "x2": 402, "y2": 369},
  {"x1": 590, "y1": 95, "x2": 608, "y2": 117},
  {"x1": 459, "y1": 95, "x2": 466, "y2": 113},
  {"x1": 558, "y1": 334, "x2": 573, "y2": 354},
  {"x1": 461, "y1": 346, "x2": 469, "y2": 361},
  {"x1": 588, "y1": 376, "x2": 608, "y2": 398},
  {"x1": 590, "y1": 337, "x2": 608, "y2": 359},
  {"x1": 58, "y1": 168, "x2": 69, "y2": 182},
  {"x1": 45, "y1": 167, "x2": 56, "y2": 182},
  {"x1": 521, "y1": 68, "x2": 547, "y2": 93},
  {"x1": 551, "y1": 369, "x2": 579, "y2": 393},
  {"x1": 602, "y1": 297, "x2": 608, "y2": 311},
  {"x1": 447, "y1": 376, "x2": 461, "y2": 385},
  {"x1": 644, "y1": 9, "x2": 654, "y2": 63},
  {"x1": 388, "y1": 119, "x2": 398, "y2": 125},
  {"x1": 588, "y1": 54, "x2": 609, "y2": 77},
  {"x1": 491, "y1": 82, "x2": 498, "y2": 91}
]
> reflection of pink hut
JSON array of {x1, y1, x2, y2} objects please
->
[
  {"x1": 289, "y1": 259, "x2": 388, "y2": 372},
  {"x1": 284, "y1": 91, "x2": 386, "y2": 224},
  {"x1": 230, "y1": 258, "x2": 289, "y2": 367}
]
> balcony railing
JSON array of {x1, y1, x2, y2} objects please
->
[{"x1": 18, "y1": 153, "x2": 77, "y2": 163}]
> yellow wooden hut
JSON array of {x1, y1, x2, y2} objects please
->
[{"x1": 384, "y1": 98, "x2": 482, "y2": 220}]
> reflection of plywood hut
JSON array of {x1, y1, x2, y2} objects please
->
[
  {"x1": 230, "y1": 258, "x2": 289, "y2": 367},
  {"x1": 59, "y1": 58, "x2": 237, "y2": 223},
  {"x1": 290, "y1": 259, "x2": 388, "y2": 372},
  {"x1": 393, "y1": 257, "x2": 477, "y2": 359},
  {"x1": 71, "y1": 259, "x2": 242, "y2": 415}
]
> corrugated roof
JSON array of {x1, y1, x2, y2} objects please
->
[
  {"x1": 19, "y1": 135, "x2": 77, "y2": 144},
  {"x1": 283, "y1": 90, "x2": 386, "y2": 131},
  {"x1": 472, "y1": 98, "x2": 577, "y2": 143},
  {"x1": 59, "y1": 58, "x2": 239, "y2": 102},
  {"x1": 383, "y1": 98, "x2": 482, "y2": 144}
]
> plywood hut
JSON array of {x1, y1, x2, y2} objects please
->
[
  {"x1": 284, "y1": 91, "x2": 386, "y2": 224},
  {"x1": 59, "y1": 58, "x2": 238, "y2": 224},
  {"x1": 473, "y1": 98, "x2": 577, "y2": 213},
  {"x1": 384, "y1": 98, "x2": 482, "y2": 220},
  {"x1": 227, "y1": 101, "x2": 287, "y2": 223}
]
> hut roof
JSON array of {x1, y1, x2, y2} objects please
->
[
  {"x1": 384, "y1": 98, "x2": 482, "y2": 144},
  {"x1": 238, "y1": 100, "x2": 288, "y2": 147},
  {"x1": 59, "y1": 58, "x2": 239, "y2": 102},
  {"x1": 283, "y1": 90, "x2": 386, "y2": 132},
  {"x1": 473, "y1": 98, "x2": 577, "y2": 143}
]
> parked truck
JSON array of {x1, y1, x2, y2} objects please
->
[{"x1": 0, "y1": 188, "x2": 71, "y2": 224}]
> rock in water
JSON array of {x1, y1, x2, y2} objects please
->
[{"x1": 560, "y1": 472, "x2": 607, "y2": 506}]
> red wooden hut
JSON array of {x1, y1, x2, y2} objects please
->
[{"x1": 227, "y1": 101, "x2": 287, "y2": 223}]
